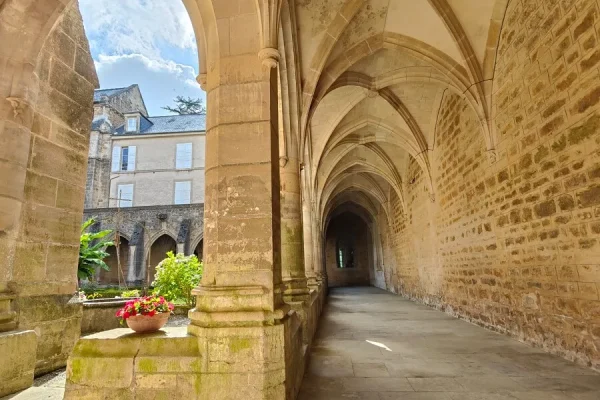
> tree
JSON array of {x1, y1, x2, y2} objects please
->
[
  {"x1": 162, "y1": 96, "x2": 206, "y2": 115},
  {"x1": 78, "y1": 218, "x2": 114, "y2": 281}
]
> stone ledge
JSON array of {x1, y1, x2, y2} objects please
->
[
  {"x1": 65, "y1": 327, "x2": 202, "y2": 399},
  {"x1": 0, "y1": 330, "x2": 37, "y2": 398}
]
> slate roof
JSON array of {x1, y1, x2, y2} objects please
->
[
  {"x1": 93, "y1": 87, "x2": 129, "y2": 102},
  {"x1": 115, "y1": 114, "x2": 206, "y2": 135}
]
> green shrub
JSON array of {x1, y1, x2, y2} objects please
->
[
  {"x1": 86, "y1": 292, "x2": 102, "y2": 300},
  {"x1": 121, "y1": 289, "x2": 141, "y2": 298},
  {"x1": 79, "y1": 218, "x2": 114, "y2": 280},
  {"x1": 152, "y1": 252, "x2": 202, "y2": 306}
]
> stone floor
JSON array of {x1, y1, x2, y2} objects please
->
[{"x1": 299, "y1": 287, "x2": 600, "y2": 400}]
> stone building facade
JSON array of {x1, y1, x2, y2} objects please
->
[
  {"x1": 84, "y1": 86, "x2": 205, "y2": 286},
  {"x1": 1, "y1": 0, "x2": 600, "y2": 398}
]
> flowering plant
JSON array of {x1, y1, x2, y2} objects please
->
[{"x1": 115, "y1": 295, "x2": 174, "y2": 322}]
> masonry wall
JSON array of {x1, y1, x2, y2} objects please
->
[
  {"x1": 84, "y1": 204, "x2": 204, "y2": 284},
  {"x1": 12, "y1": 2, "x2": 98, "y2": 374},
  {"x1": 383, "y1": 0, "x2": 600, "y2": 369}
]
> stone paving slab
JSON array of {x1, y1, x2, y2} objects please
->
[{"x1": 298, "y1": 287, "x2": 600, "y2": 400}]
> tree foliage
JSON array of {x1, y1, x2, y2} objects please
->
[
  {"x1": 152, "y1": 252, "x2": 203, "y2": 306},
  {"x1": 162, "y1": 96, "x2": 206, "y2": 115},
  {"x1": 78, "y1": 218, "x2": 114, "y2": 280}
]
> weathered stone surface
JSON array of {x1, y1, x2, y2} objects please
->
[{"x1": 0, "y1": 330, "x2": 37, "y2": 397}]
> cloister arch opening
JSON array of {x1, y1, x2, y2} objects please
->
[
  {"x1": 98, "y1": 235, "x2": 130, "y2": 285},
  {"x1": 147, "y1": 233, "x2": 178, "y2": 281}
]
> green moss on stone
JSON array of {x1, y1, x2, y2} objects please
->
[
  {"x1": 138, "y1": 359, "x2": 157, "y2": 373},
  {"x1": 229, "y1": 338, "x2": 252, "y2": 353}
]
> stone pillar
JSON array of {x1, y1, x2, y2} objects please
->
[
  {"x1": 126, "y1": 245, "x2": 137, "y2": 283},
  {"x1": 186, "y1": 2, "x2": 304, "y2": 398},
  {"x1": 301, "y1": 184, "x2": 317, "y2": 289},
  {"x1": 280, "y1": 157, "x2": 309, "y2": 301}
]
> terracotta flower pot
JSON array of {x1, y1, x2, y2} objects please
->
[{"x1": 126, "y1": 312, "x2": 170, "y2": 333}]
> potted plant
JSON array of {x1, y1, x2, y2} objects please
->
[{"x1": 115, "y1": 295, "x2": 174, "y2": 333}]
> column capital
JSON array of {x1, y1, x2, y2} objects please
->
[{"x1": 256, "y1": 0, "x2": 283, "y2": 67}]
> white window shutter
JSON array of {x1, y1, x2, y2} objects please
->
[
  {"x1": 176, "y1": 143, "x2": 192, "y2": 169},
  {"x1": 185, "y1": 143, "x2": 192, "y2": 168},
  {"x1": 174, "y1": 181, "x2": 191, "y2": 205},
  {"x1": 127, "y1": 146, "x2": 136, "y2": 171},
  {"x1": 117, "y1": 184, "x2": 134, "y2": 207},
  {"x1": 111, "y1": 146, "x2": 121, "y2": 172}
]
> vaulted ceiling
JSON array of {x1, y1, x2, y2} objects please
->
[{"x1": 288, "y1": 0, "x2": 507, "y2": 222}]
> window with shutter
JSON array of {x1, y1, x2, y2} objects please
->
[
  {"x1": 126, "y1": 146, "x2": 136, "y2": 171},
  {"x1": 121, "y1": 147, "x2": 129, "y2": 170},
  {"x1": 176, "y1": 143, "x2": 193, "y2": 169},
  {"x1": 174, "y1": 181, "x2": 191, "y2": 205},
  {"x1": 117, "y1": 184, "x2": 134, "y2": 208},
  {"x1": 111, "y1": 146, "x2": 121, "y2": 172}
]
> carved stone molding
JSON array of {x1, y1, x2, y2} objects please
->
[{"x1": 258, "y1": 47, "x2": 281, "y2": 68}]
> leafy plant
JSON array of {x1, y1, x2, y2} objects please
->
[
  {"x1": 78, "y1": 218, "x2": 114, "y2": 281},
  {"x1": 121, "y1": 289, "x2": 141, "y2": 298},
  {"x1": 86, "y1": 292, "x2": 102, "y2": 300},
  {"x1": 152, "y1": 252, "x2": 202, "y2": 306}
]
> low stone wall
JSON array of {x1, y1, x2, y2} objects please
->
[
  {"x1": 66, "y1": 327, "x2": 201, "y2": 399},
  {"x1": 81, "y1": 298, "x2": 128, "y2": 334},
  {"x1": 16, "y1": 294, "x2": 83, "y2": 375}
]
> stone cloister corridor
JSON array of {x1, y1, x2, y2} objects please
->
[
  {"x1": 301, "y1": 287, "x2": 600, "y2": 399},
  {"x1": 2, "y1": 0, "x2": 600, "y2": 398}
]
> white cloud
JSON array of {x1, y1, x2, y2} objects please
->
[
  {"x1": 80, "y1": 0, "x2": 197, "y2": 60},
  {"x1": 94, "y1": 53, "x2": 205, "y2": 116}
]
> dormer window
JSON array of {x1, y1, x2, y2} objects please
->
[{"x1": 126, "y1": 117, "x2": 137, "y2": 132}]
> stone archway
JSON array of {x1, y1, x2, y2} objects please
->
[
  {"x1": 98, "y1": 235, "x2": 129, "y2": 286},
  {"x1": 193, "y1": 238, "x2": 204, "y2": 261},
  {"x1": 325, "y1": 211, "x2": 372, "y2": 287},
  {"x1": 147, "y1": 234, "x2": 177, "y2": 284}
]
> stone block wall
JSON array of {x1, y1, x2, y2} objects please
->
[
  {"x1": 7, "y1": 2, "x2": 97, "y2": 374},
  {"x1": 381, "y1": 0, "x2": 600, "y2": 370},
  {"x1": 84, "y1": 204, "x2": 205, "y2": 284}
]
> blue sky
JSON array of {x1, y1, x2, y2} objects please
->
[{"x1": 79, "y1": 0, "x2": 206, "y2": 116}]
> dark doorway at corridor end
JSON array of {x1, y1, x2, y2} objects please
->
[{"x1": 325, "y1": 212, "x2": 372, "y2": 288}]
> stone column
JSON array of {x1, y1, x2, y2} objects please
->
[
  {"x1": 301, "y1": 179, "x2": 317, "y2": 289},
  {"x1": 126, "y1": 245, "x2": 137, "y2": 283},
  {"x1": 280, "y1": 158, "x2": 309, "y2": 302},
  {"x1": 186, "y1": 2, "x2": 302, "y2": 398},
  {"x1": 189, "y1": 58, "x2": 288, "y2": 330}
]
